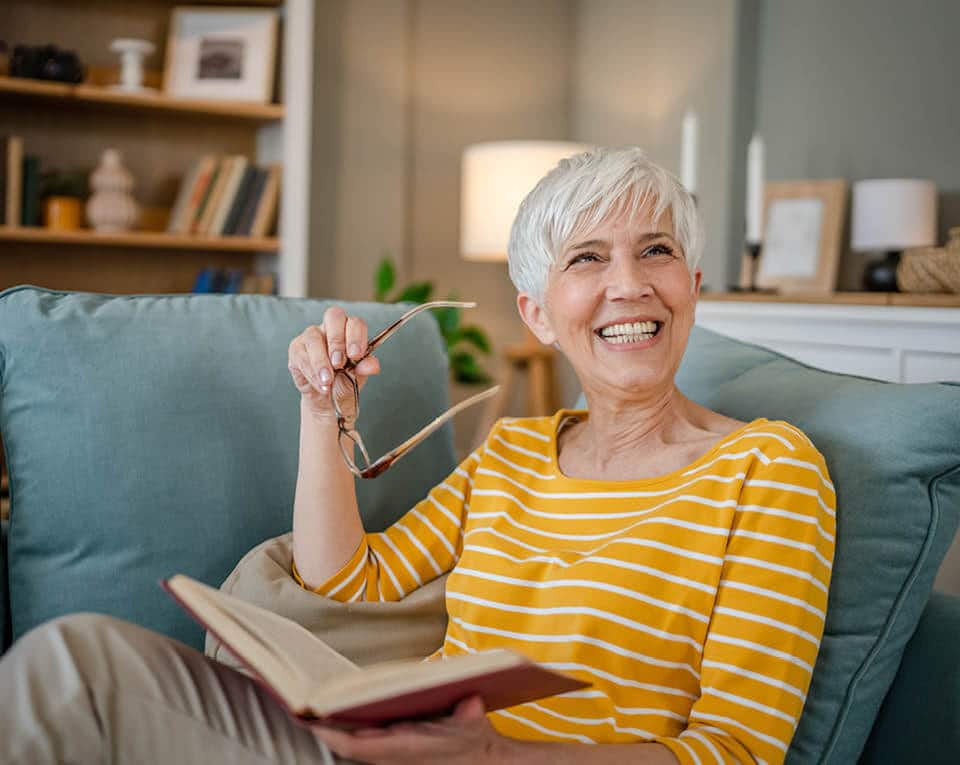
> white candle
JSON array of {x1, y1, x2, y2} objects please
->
[
  {"x1": 746, "y1": 134, "x2": 765, "y2": 243},
  {"x1": 680, "y1": 110, "x2": 698, "y2": 195}
]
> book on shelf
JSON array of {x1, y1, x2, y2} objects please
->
[
  {"x1": 167, "y1": 155, "x2": 212, "y2": 234},
  {"x1": 2, "y1": 135, "x2": 24, "y2": 227},
  {"x1": 192, "y1": 268, "x2": 276, "y2": 295},
  {"x1": 21, "y1": 154, "x2": 41, "y2": 227},
  {"x1": 209, "y1": 157, "x2": 249, "y2": 236},
  {"x1": 168, "y1": 155, "x2": 218, "y2": 235},
  {"x1": 222, "y1": 164, "x2": 257, "y2": 236},
  {"x1": 250, "y1": 163, "x2": 281, "y2": 238},
  {"x1": 163, "y1": 574, "x2": 587, "y2": 729},
  {"x1": 234, "y1": 167, "x2": 268, "y2": 236},
  {"x1": 169, "y1": 156, "x2": 281, "y2": 239},
  {"x1": 189, "y1": 159, "x2": 224, "y2": 235}
]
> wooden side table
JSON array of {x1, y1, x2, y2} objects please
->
[{"x1": 474, "y1": 335, "x2": 559, "y2": 441}]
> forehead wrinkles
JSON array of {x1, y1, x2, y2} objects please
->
[{"x1": 553, "y1": 189, "x2": 672, "y2": 259}]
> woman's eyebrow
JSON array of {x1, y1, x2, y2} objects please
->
[{"x1": 567, "y1": 231, "x2": 676, "y2": 251}]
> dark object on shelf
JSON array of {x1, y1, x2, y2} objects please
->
[
  {"x1": 10, "y1": 44, "x2": 85, "y2": 84},
  {"x1": 863, "y1": 251, "x2": 901, "y2": 292},
  {"x1": 729, "y1": 241, "x2": 776, "y2": 294}
]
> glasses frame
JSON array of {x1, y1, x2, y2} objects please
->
[{"x1": 333, "y1": 301, "x2": 499, "y2": 479}]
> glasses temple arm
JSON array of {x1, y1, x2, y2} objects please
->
[
  {"x1": 360, "y1": 385, "x2": 500, "y2": 476},
  {"x1": 346, "y1": 301, "x2": 478, "y2": 370}
]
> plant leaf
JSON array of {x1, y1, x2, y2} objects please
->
[
  {"x1": 450, "y1": 351, "x2": 492, "y2": 384},
  {"x1": 434, "y1": 306, "x2": 460, "y2": 338},
  {"x1": 375, "y1": 258, "x2": 395, "y2": 302},
  {"x1": 456, "y1": 325, "x2": 492, "y2": 354},
  {"x1": 396, "y1": 282, "x2": 433, "y2": 304}
]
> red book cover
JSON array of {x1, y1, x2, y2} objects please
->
[{"x1": 162, "y1": 575, "x2": 588, "y2": 729}]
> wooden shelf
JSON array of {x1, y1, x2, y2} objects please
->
[
  {"x1": 701, "y1": 291, "x2": 960, "y2": 308},
  {"x1": 0, "y1": 227, "x2": 278, "y2": 254},
  {"x1": 0, "y1": 76, "x2": 284, "y2": 122}
]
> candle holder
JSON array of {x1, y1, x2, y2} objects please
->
[{"x1": 730, "y1": 241, "x2": 776, "y2": 293}]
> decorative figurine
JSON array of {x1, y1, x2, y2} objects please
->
[
  {"x1": 86, "y1": 149, "x2": 140, "y2": 233},
  {"x1": 109, "y1": 38, "x2": 156, "y2": 92}
]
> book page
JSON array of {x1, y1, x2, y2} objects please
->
[{"x1": 166, "y1": 576, "x2": 359, "y2": 712}]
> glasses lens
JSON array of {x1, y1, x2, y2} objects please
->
[
  {"x1": 332, "y1": 370, "x2": 359, "y2": 423},
  {"x1": 339, "y1": 429, "x2": 371, "y2": 471}
]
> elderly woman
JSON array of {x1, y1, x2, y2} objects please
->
[
  {"x1": 0, "y1": 147, "x2": 834, "y2": 765},
  {"x1": 289, "y1": 147, "x2": 836, "y2": 764}
]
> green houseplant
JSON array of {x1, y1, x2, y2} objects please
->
[{"x1": 374, "y1": 257, "x2": 492, "y2": 384}]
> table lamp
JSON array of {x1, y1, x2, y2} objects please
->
[
  {"x1": 460, "y1": 140, "x2": 591, "y2": 427},
  {"x1": 851, "y1": 179, "x2": 937, "y2": 291}
]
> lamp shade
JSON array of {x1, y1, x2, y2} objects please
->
[
  {"x1": 850, "y1": 179, "x2": 937, "y2": 252},
  {"x1": 460, "y1": 140, "x2": 592, "y2": 262}
]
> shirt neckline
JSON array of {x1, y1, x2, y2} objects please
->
[{"x1": 546, "y1": 409, "x2": 768, "y2": 487}]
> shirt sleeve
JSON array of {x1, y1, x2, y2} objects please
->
[
  {"x1": 293, "y1": 443, "x2": 485, "y2": 602},
  {"x1": 656, "y1": 437, "x2": 837, "y2": 765}
]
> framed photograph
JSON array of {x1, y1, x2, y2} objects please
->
[
  {"x1": 163, "y1": 6, "x2": 278, "y2": 103},
  {"x1": 747, "y1": 179, "x2": 848, "y2": 295}
]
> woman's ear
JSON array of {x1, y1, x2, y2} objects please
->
[{"x1": 517, "y1": 292, "x2": 558, "y2": 345}]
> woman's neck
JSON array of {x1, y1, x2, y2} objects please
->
[{"x1": 563, "y1": 387, "x2": 694, "y2": 473}]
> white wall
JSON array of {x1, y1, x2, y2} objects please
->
[{"x1": 571, "y1": 0, "x2": 740, "y2": 293}]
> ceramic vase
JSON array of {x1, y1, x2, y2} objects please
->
[{"x1": 86, "y1": 149, "x2": 139, "y2": 232}]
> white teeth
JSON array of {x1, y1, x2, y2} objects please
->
[
  {"x1": 607, "y1": 333, "x2": 654, "y2": 344},
  {"x1": 600, "y1": 321, "x2": 659, "y2": 338}
]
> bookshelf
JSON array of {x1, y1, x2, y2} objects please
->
[
  {"x1": 0, "y1": 226, "x2": 279, "y2": 253},
  {"x1": 0, "y1": 0, "x2": 314, "y2": 296},
  {"x1": 0, "y1": 75, "x2": 285, "y2": 122}
]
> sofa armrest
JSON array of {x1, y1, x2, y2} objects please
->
[{"x1": 860, "y1": 590, "x2": 960, "y2": 764}]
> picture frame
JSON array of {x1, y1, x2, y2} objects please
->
[
  {"x1": 741, "y1": 179, "x2": 848, "y2": 295},
  {"x1": 163, "y1": 6, "x2": 278, "y2": 103}
]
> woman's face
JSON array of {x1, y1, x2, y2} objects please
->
[{"x1": 518, "y1": 206, "x2": 701, "y2": 400}]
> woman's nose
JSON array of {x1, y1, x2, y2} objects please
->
[{"x1": 604, "y1": 258, "x2": 654, "y2": 300}]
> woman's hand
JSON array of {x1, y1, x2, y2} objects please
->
[
  {"x1": 287, "y1": 306, "x2": 381, "y2": 417},
  {"x1": 312, "y1": 696, "x2": 513, "y2": 765}
]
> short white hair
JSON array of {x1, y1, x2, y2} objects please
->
[{"x1": 507, "y1": 146, "x2": 703, "y2": 301}]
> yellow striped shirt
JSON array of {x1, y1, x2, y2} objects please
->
[{"x1": 297, "y1": 412, "x2": 836, "y2": 764}]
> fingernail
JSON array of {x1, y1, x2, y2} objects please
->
[
  {"x1": 348, "y1": 343, "x2": 360, "y2": 358},
  {"x1": 319, "y1": 368, "x2": 332, "y2": 384},
  {"x1": 331, "y1": 351, "x2": 344, "y2": 366}
]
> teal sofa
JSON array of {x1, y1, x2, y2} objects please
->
[{"x1": 0, "y1": 286, "x2": 957, "y2": 764}]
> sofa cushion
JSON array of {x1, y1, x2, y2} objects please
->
[
  {"x1": 859, "y1": 590, "x2": 960, "y2": 764},
  {"x1": 0, "y1": 286, "x2": 458, "y2": 652},
  {"x1": 205, "y1": 533, "x2": 447, "y2": 670},
  {"x1": 674, "y1": 326, "x2": 960, "y2": 765}
]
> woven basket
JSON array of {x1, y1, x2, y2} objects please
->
[{"x1": 897, "y1": 246, "x2": 960, "y2": 293}]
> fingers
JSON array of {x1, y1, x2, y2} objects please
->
[
  {"x1": 452, "y1": 694, "x2": 486, "y2": 720},
  {"x1": 287, "y1": 308, "x2": 378, "y2": 397},
  {"x1": 288, "y1": 331, "x2": 328, "y2": 393},
  {"x1": 301, "y1": 327, "x2": 333, "y2": 389},
  {"x1": 322, "y1": 306, "x2": 349, "y2": 369},
  {"x1": 345, "y1": 316, "x2": 369, "y2": 363}
]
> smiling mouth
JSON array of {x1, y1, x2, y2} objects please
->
[{"x1": 596, "y1": 320, "x2": 663, "y2": 344}]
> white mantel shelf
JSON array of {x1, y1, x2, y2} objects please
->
[{"x1": 696, "y1": 293, "x2": 960, "y2": 383}]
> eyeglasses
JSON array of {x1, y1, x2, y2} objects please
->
[{"x1": 333, "y1": 301, "x2": 499, "y2": 479}]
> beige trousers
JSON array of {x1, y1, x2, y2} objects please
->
[{"x1": 0, "y1": 613, "x2": 359, "y2": 764}]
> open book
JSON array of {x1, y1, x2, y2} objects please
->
[{"x1": 163, "y1": 574, "x2": 589, "y2": 728}]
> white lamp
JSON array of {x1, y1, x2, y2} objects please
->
[
  {"x1": 460, "y1": 141, "x2": 592, "y2": 262},
  {"x1": 460, "y1": 140, "x2": 591, "y2": 427},
  {"x1": 851, "y1": 179, "x2": 937, "y2": 291}
]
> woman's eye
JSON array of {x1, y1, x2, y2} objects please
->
[
  {"x1": 569, "y1": 253, "x2": 600, "y2": 266},
  {"x1": 643, "y1": 244, "x2": 675, "y2": 258}
]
